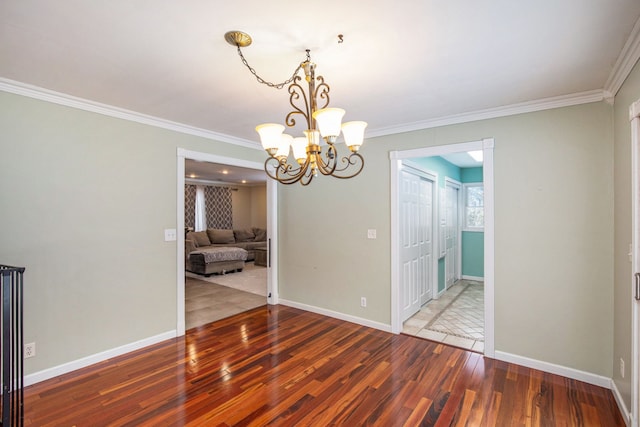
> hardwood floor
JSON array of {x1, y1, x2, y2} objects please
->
[{"x1": 23, "y1": 305, "x2": 624, "y2": 426}]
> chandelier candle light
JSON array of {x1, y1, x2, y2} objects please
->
[{"x1": 224, "y1": 31, "x2": 367, "y2": 185}]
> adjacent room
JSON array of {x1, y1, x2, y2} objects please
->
[
  {"x1": 183, "y1": 160, "x2": 268, "y2": 328},
  {"x1": 400, "y1": 152, "x2": 485, "y2": 353}
]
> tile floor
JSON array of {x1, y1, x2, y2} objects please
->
[
  {"x1": 402, "y1": 279, "x2": 485, "y2": 353},
  {"x1": 185, "y1": 262, "x2": 267, "y2": 329}
]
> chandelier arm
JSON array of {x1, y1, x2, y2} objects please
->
[
  {"x1": 329, "y1": 153, "x2": 365, "y2": 179},
  {"x1": 285, "y1": 77, "x2": 311, "y2": 129},
  {"x1": 314, "y1": 76, "x2": 331, "y2": 110},
  {"x1": 315, "y1": 147, "x2": 338, "y2": 176},
  {"x1": 300, "y1": 172, "x2": 314, "y2": 186},
  {"x1": 264, "y1": 156, "x2": 314, "y2": 185},
  {"x1": 235, "y1": 46, "x2": 306, "y2": 90}
]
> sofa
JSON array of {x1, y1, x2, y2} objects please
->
[{"x1": 185, "y1": 227, "x2": 267, "y2": 275}]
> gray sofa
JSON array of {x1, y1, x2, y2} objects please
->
[{"x1": 185, "y1": 227, "x2": 267, "y2": 275}]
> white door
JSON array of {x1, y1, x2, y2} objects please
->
[
  {"x1": 419, "y1": 178, "x2": 434, "y2": 305},
  {"x1": 445, "y1": 182, "x2": 460, "y2": 289},
  {"x1": 400, "y1": 168, "x2": 434, "y2": 321}
]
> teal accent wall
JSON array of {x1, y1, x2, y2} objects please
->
[
  {"x1": 461, "y1": 167, "x2": 483, "y2": 183},
  {"x1": 413, "y1": 156, "x2": 461, "y2": 188},
  {"x1": 462, "y1": 231, "x2": 484, "y2": 277}
]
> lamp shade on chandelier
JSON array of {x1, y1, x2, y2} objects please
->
[{"x1": 225, "y1": 31, "x2": 367, "y2": 185}]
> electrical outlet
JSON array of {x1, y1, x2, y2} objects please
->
[
  {"x1": 620, "y1": 358, "x2": 625, "y2": 378},
  {"x1": 24, "y1": 342, "x2": 35, "y2": 359},
  {"x1": 360, "y1": 297, "x2": 367, "y2": 307}
]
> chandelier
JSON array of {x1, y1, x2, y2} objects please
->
[{"x1": 224, "y1": 31, "x2": 367, "y2": 186}]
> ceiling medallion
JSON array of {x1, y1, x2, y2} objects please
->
[{"x1": 225, "y1": 31, "x2": 367, "y2": 186}]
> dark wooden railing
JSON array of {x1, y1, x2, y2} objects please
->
[{"x1": 0, "y1": 265, "x2": 24, "y2": 427}]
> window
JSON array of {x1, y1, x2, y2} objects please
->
[{"x1": 463, "y1": 183, "x2": 484, "y2": 231}]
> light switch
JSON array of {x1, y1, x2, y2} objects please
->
[
  {"x1": 164, "y1": 229, "x2": 177, "y2": 241},
  {"x1": 367, "y1": 229, "x2": 377, "y2": 239}
]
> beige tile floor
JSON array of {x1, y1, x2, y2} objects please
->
[
  {"x1": 402, "y1": 280, "x2": 485, "y2": 353},
  {"x1": 185, "y1": 263, "x2": 267, "y2": 329}
]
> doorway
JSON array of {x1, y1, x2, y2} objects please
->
[
  {"x1": 176, "y1": 149, "x2": 278, "y2": 337},
  {"x1": 390, "y1": 139, "x2": 495, "y2": 358}
]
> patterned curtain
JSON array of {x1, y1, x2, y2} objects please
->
[
  {"x1": 184, "y1": 185, "x2": 197, "y2": 229},
  {"x1": 204, "y1": 186, "x2": 233, "y2": 229},
  {"x1": 185, "y1": 184, "x2": 233, "y2": 229}
]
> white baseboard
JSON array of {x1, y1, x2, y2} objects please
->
[
  {"x1": 494, "y1": 350, "x2": 611, "y2": 388},
  {"x1": 24, "y1": 330, "x2": 177, "y2": 387},
  {"x1": 462, "y1": 275, "x2": 484, "y2": 281},
  {"x1": 611, "y1": 379, "x2": 632, "y2": 426},
  {"x1": 278, "y1": 299, "x2": 392, "y2": 333}
]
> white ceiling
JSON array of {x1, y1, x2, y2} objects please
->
[
  {"x1": 1, "y1": 1, "x2": 639, "y2": 146},
  {"x1": 185, "y1": 159, "x2": 266, "y2": 185}
]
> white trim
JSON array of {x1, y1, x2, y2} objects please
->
[
  {"x1": 24, "y1": 330, "x2": 176, "y2": 387},
  {"x1": 631, "y1": 106, "x2": 640, "y2": 427},
  {"x1": 177, "y1": 154, "x2": 186, "y2": 336},
  {"x1": 390, "y1": 158, "x2": 401, "y2": 332},
  {"x1": 612, "y1": 379, "x2": 633, "y2": 427},
  {"x1": 605, "y1": 16, "x2": 640, "y2": 98},
  {"x1": 369, "y1": 90, "x2": 606, "y2": 138},
  {"x1": 278, "y1": 300, "x2": 392, "y2": 333},
  {"x1": 482, "y1": 138, "x2": 495, "y2": 358},
  {"x1": 176, "y1": 149, "x2": 277, "y2": 336},
  {"x1": 462, "y1": 275, "x2": 484, "y2": 281},
  {"x1": 0, "y1": 78, "x2": 610, "y2": 147},
  {"x1": 494, "y1": 350, "x2": 611, "y2": 389},
  {"x1": 266, "y1": 178, "x2": 279, "y2": 305},
  {"x1": 0, "y1": 78, "x2": 261, "y2": 150},
  {"x1": 389, "y1": 139, "x2": 495, "y2": 359}
]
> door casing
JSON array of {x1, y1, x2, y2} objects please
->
[{"x1": 390, "y1": 138, "x2": 494, "y2": 358}]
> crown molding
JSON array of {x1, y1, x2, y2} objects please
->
[
  {"x1": 0, "y1": 78, "x2": 262, "y2": 151},
  {"x1": 0, "y1": 78, "x2": 614, "y2": 144},
  {"x1": 366, "y1": 89, "x2": 607, "y2": 139},
  {"x1": 605, "y1": 15, "x2": 640, "y2": 97}
]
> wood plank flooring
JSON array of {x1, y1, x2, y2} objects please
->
[{"x1": 22, "y1": 305, "x2": 624, "y2": 426}]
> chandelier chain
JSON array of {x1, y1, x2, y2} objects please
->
[{"x1": 236, "y1": 46, "x2": 311, "y2": 90}]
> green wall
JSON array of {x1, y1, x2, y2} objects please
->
[
  {"x1": 0, "y1": 91, "x2": 263, "y2": 374},
  {"x1": 612, "y1": 57, "x2": 640, "y2": 410},
  {"x1": 279, "y1": 101, "x2": 613, "y2": 378},
  {"x1": 0, "y1": 87, "x2": 617, "y2": 386}
]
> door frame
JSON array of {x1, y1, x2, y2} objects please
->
[
  {"x1": 631, "y1": 99, "x2": 640, "y2": 426},
  {"x1": 176, "y1": 148, "x2": 278, "y2": 336},
  {"x1": 398, "y1": 161, "x2": 438, "y2": 320},
  {"x1": 390, "y1": 138, "x2": 495, "y2": 358}
]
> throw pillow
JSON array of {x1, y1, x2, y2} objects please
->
[
  {"x1": 253, "y1": 228, "x2": 267, "y2": 242},
  {"x1": 207, "y1": 228, "x2": 236, "y2": 244},
  {"x1": 234, "y1": 229, "x2": 255, "y2": 242},
  {"x1": 191, "y1": 231, "x2": 211, "y2": 247}
]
